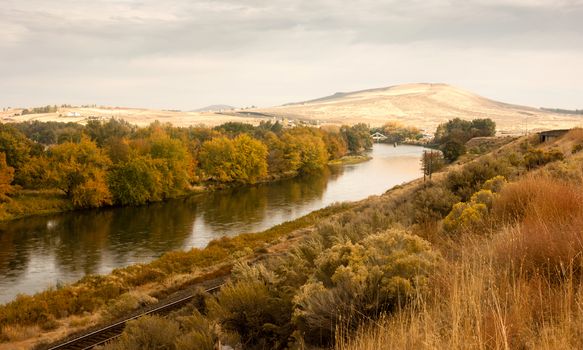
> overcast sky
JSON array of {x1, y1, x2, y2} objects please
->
[{"x1": 1, "y1": 0, "x2": 582, "y2": 110}]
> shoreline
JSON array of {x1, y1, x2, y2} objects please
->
[{"x1": 0, "y1": 155, "x2": 373, "y2": 223}]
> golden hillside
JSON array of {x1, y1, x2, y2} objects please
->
[
  {"x1": 2, "y1": 83, "x2": 581, "y2": 133},
  {"x1": 254, "y1": 83, "x2": 582, "y2": 134}
]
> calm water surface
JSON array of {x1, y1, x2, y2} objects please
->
[{"x1": 0, "y1": 144, "x2": 426, "y2": 303}]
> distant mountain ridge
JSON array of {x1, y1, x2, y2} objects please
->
[{"x1": 191, "y1": 104, "x2": 236, "y2": 112}]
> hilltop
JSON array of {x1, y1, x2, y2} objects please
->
[
  {"x1": 1, "y1": 83, "x2": 581, "y2": 133},
  {"x1": 254, "y1": 83, "x2": 582, "y2": 133},
  {"x1": 190, "y1": 104, "x2": 237, "y2": 113}
]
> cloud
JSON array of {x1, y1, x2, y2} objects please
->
[{"x1": 0, "y1": 0, "x2": 581, "y2": 109}]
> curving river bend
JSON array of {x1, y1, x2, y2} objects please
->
[{"x1": 0, "y1": 144, "x2": 426, "y2": 303}]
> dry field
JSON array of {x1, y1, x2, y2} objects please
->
[
  {"x1": 255, "y1": 83, "x2": 583, "y2": 134},
  {"x1": 0, "y1": 107, "x2": 261, "y2": 128},
  {"x1": 2, "y1": 83, "x2": 581, "y2": 133}
]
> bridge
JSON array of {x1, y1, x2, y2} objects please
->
[{"x1": 371, "y1": 132, "x2": 388, "y2": 142}]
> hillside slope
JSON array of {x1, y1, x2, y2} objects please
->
[
  {"x1": 2, "y1": 84, "x2": 580, "y2": 133},
  {"x1": 255, "y1": 83, "x2": 582, "y2": 134}
]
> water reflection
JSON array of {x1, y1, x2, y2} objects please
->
[{"x1": 0, "y1": 144, "x2": 425, "y2": 303}]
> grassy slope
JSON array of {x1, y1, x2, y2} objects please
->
[{"x1": 338, "y1": 130, "x2": 583, "y2": 350}]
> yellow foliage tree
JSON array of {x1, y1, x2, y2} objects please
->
[
  {"x1": 48, "y1": 136, "x2": 112, "y2": 208},
  {"x1": 0, "y1": 152, "x2": 15, "y2": 202}
]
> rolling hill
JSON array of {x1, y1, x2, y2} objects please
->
[
  {"x1": 253, "y1": 83, "x2": 582, "y2": 134},
  {"x1": 2, "y1": 83, "x2": 580, "y2": 134}
]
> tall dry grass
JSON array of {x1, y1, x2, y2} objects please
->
[
  {"x1": 494, "y1": 176, "x2": 583, "y2": 280},
  {"x1": 337, "y1": 176, "x2": 583, "y2": 350}
]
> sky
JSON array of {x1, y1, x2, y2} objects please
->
[{"x1": 1, "y1": 0, "x2": 582, "y2": 110}]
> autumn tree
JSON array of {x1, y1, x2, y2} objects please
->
[
  {"x1": 263, "y1": 132, "x2": 301, "y2": 175},
  {"x1": 0, "y1": 124, "x2": 32, "y2": 172},
  {"x1": 285, "y1": 128, "x2": 329, "y2": 174},
  {"x1": 321, "y1": 127, "x2": 348, "y2": 160},
  {"x1": 232, "y1": 134, "x2": 268, "y2": 183},
  {"x1": 198, "y1": 134, "x2": 268, "y2": 183},
  {"x1": 47, "y1": 137, "x2": 112, "y2": 208},
  {"x1": 0, "y1": 152, "x2": 15, "y2": 202},
  {"x1": 149, "y1": 135, "x2": 194, "y2": 197}
]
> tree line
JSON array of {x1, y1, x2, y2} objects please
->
[{"x1": 0, "y1": 120, "x2": 372, "y2": 208}]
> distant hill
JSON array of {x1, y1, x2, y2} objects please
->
[
  {"x1": 191, "y1": 104, "x2": 236, "y2": 112},
  {"x1": 254, "y1": 83, "x2": 583, "y2": 134},
  {"x1": 3, "y1": 84, "x2": 581, "y2": 133}
]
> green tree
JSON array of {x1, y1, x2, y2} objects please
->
[
  {"x1": 341, "y1": 123, "x2": 372, "y2": 153},
  {"x1": 441, "y1": 140, "x2": 466, "y2": 162},
  {"x1": 433, "y1": 118, "x2": 496, "y2": 162},
  {"x1": 108, "y1": 156, "x2": 162, "y2": 205}
]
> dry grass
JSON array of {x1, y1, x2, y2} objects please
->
[
  {"x1": 337, "y1": 176, "x2": 583, "y2": 350},
  {"x1": 0, "y1": 325, "x2": 39, "y2": 342},
  {"x1": 494, "y1": 177, "x2": 583, "y2": 280},
  {"x1": 337, "y1": 238, "x2": 583, "y2": 350}
]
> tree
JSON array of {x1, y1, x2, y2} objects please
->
[
  {"x1": 232, "y1": 134, "x2": 268, "y2": 183},
  {"x1": 321, "y1": 129, "x2": 348, "y2": 160},
  {"x1": 421, "y1": 150, "x2": 445, "y2": 181},
  {"x1": 470, "y1": 118, "x2": 496, "y2": 137},
  {"x1": 0, "y1": 152, "x2": 15, "y2": 202},
  {"x1": 285, "y1": 129, "x2": 329, "y2": 174},
  {"x1": 47, "y1": 137, "x2": 112, "y2": 208},
  {"x1": 108, "y1": 156, "x2": 162, "y2": 205},
  {"x1": 149, "y1": 135, "x2": 193, "y2": 197},
  {"x1": 0, "y1": 124, "x2": 32, "y2": 171},
  {"x1": 198, "y1": 134, "x2": 268, "y2": 183},
  {"x1": 341, "y1": 123, "x2": 372, "y2": 153},
  {"x1": 441, "y1": 140, "x2": 466, "y2": 163},
  {"x1": 433, "y1": 118, "x2": 496, "y2": 162}
]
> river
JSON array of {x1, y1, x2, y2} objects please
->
[{"x1": 0, "y1": 144, "x2": 426, "y2": 303}]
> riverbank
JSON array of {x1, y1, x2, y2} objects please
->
[
  {"x1": 0, "y1": 201, "x2": 357, "y2": 349},
  {"x1": 327, "y1": 154, "x2": 372, "y2": 165},
  {"x1": 0, "y1": 157, "x2": 373, "y2": 223}
]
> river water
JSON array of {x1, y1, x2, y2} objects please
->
[{"x1": 0, "y1": 144, "x2": 426, "y2": 303}]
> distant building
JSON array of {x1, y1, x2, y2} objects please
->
[
  {"x1": 538, "y1": 129, "x2": 569, "y2": 143},
  {"x1": 65, "y1": 111, "x2": 81, "y2": 117}
]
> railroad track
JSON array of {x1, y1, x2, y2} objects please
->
[{"x1": 42, "y1": 282, "x2": 224, "y2": 350}]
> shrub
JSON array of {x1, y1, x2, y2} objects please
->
[
  {"x1": 292, "y1": 229, "x2": 439, "y2": 345},
  {"x1": 443, "y1": 201, "x2": 488, "y2": 234},
  {"x1": 174, "y1": 311, "x2": 219, "y2": 350},
  {"x1": 446, "y1": 157, "x2": 512, "y2": 201},
  {"x1": 481, "y1": 175, "x2": 506, "y2": 193},
  {"x1": 209, "y1": 268, "x2": 293, "y2": 349},
  {"x1": 524, "y1": 149, "x2": 564, "y2": 170},
  {"x1": 412, "y1": 184, "x2": 459, "y2": 224},
  {"x1": 102, "y1": 292, "x2": 157, "y2": 321},
  {"x1": 103, "y1": 315, "x2": 180, "y2": 350}
]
